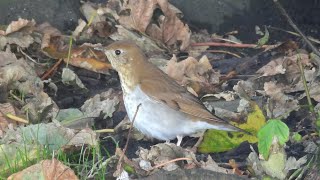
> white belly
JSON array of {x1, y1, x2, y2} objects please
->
[{"x1": 123, "y1": 86, "x2": 215, "y2": 141}]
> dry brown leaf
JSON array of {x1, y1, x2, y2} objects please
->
[
  {"x1": 36, "y1": 23, "x2": 112, "y2": 74},
  {"x1": 81, "y1": 2, "x2": 106, "y2": 24},
  {"x1": 257, "y1": 58, "x2": 286, "y2": 76},
  {"x1": 264, "y1": 81, "x2": 299, "y2": 118},
  {"x1": 8, "y1": 159, "x2": 78, "y2": 180},
  {"x1": 166, "y1": 55, "x2": 212, "y2": 85},
  {"x1": 201, "y1": 155, "x2": 234, "y2": 174},
  {"x1": 0, "y1": 19, "x2": 36, "y2": 48},
  {"x1": 36, "y1": 22, "x2": 63, "y2": 50},
  {"x1": 4, "y1": 18, "x2": 36, "y2": 35},
  {"x1": 165, "y1": 55, "x2": 219, "y2": 95},
  {"x1": 135, "y1": 143, "x2": 196, "y2": 171},
  {"x1": 258, "y1": 52, "x2": 320, "y2": 103},
  {"x1": 119, "y1": 0, "x2": 157, "y2": 32},
  {"x1": 114, "y1": 0, "x2": 190, "y2": 50},
  {"x1": 0, "y1": 103, "x2": 18, "y2": 137}
]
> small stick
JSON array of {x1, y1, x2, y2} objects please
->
[
  {"x1": 191, "y1": 42, "x2": 276, "y2": 49},
  {"x1": 273, "y1": 0, "x2": 320, "y2": 66},
  {"x1": 150, "y1": 157, "x2": 193, "y2": 170},
  {"x1": 116, "y1": 104, "x2": 142, "y2": 173},
  {"x1": 206, "y1": 50, "x2": 241, "y2": 58},
  {"x1": 41, "y1": 58, "x2": 63, "y2": 80},
  {"x1": 94, "y1": 129, "x2": 115, "y2": 133},
  {"x1": 6, "y1": 113, "x2": 29, "y2": 124}
]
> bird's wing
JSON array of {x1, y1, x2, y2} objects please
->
[{"x1": 139, "y1": 68, "x2": 228, "y2": 125}]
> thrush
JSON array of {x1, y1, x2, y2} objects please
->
[{"x1": 99, "y1": 40, "x2": 244, "y2": 146}]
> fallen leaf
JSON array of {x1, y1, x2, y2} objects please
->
[
  {"x1": 284, "y1": 155, "x2": 307, "y2": 173},
  {"x1": 61, "y1": 68, "x2": 87, "y2": 89},
  {"x1": 264, "y1": 81, "x2": 299, "y2": 118},
  {"x1": 166, "y1": 55, "x2": 219, "y2": 95},
  {"x1": 0, "y1": 122, "x2": 97, "y2": 176},
  {"x1": 81, "y1": 89, "x2": 120, "y2": 119},
  {"x1": 0, "y1": 103, "x2": 18, "y2": 137},
  {"x1": 8, "y1": 159, "x2": 78, "y2": 180},
  {"x1": 119, "y1": 0, "x2": 157, "y2": 32},
  {"x1": 135, "y1": 143, "x2": 196, "y2": 171},
  {"x1": 55, "y1": 108, "x2": 93, "y2": 129},
  {"x1": 198, "y1": 102, "x2": 265, "y2": 153},
  {"x1": 107, "y1": 0, "x2": 190, "y2": 50},
  {"x1": 260, "y1": 148, "x2": 286, "y2": 180},
  {"x1": 4, "y1": 18, "x2": 35, "y2": 35},
  {"x1": 200, "y1": 155, "x2": 234, "y2": 174}
]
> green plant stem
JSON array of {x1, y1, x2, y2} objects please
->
[{"x1": 297, "y1": 55, "x2": 314, "y2": 113}]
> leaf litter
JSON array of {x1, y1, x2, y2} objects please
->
[{"x1": 0, "y1": 0, "x2": 319, "y2": 179}]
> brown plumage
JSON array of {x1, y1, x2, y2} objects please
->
[{"x1": 99, "y1": 40, "x2": 244, "y2": 145}]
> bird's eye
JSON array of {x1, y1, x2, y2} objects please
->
[{"x1": 115, "y1": 49, "x2": 122, "y2": 55}]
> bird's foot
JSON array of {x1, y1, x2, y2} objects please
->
[{"x1": 176, "y1": 135, "x2": 183, "y2": 146}]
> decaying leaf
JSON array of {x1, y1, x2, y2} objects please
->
[
  {"x1": 81, "y1": 89, "x2": 120, "y2": 119},
  {"x1": 0, "y1": 103, "x2": 18, "y2": 137},
  {"x1": 55, "y1": 108, "x2": 92, "y2": 129},
  {"x1": 0, "y1": 18, "x2": 36, "y2": 49},
  {"x1": 37, "y1": 23, "x2": 112, "y2": 74},
  {"x1": 61, "y1": 68, "x2": 87, "y2": 89},
  {"x1": 103, "y1": 0, "x2": 191, "y2": 50},
  {"x1": 198, "y1": 102, "x2": 265, "y2": 153},
  {"x1": 200, "y1": 155, "x2": 234, "y2": 174},
  {"x1": 264, "y1": 82, "x2": 299, "y2": 118},
  {"x1": 3, "y1": 18, "x2": 36, "y2": 35},
  {"x1": 166, "y1": 55, "x2": 219, "y2": 94},
  {"x1": 8, "y1": 159, "x2": 78, "y2": 180},
  {"x1": 248, "y1": 140, "x2": 306, "y2": 179},
  {"x1": 135, "y1": 143, "x2": 196, "y2": 171}
]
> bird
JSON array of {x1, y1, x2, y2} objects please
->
[{"x1": 98, "y1": 40, "x2": 245, "y2": 146}]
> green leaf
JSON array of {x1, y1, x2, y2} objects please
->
[
  {"x1": 198, "y1": 102, "x2": 266, "y2": 153},
  {"x1": 257, "y1": 26, "x2": 269, "y2": 46},
  {"x1": 123, "y1": 164, "x2": 135, "y2": 174},
  {"x1": 257, "y1": 119, "x2": 289, "y2": 159},
  {"x1": 292, "y1": 132, "x2": 302, "y2": 142}
]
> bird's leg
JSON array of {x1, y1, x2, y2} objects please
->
[
  {"x1": 191, "y1": 132, "x2": 204, "y2": 152},
  {"x1": 176, "y1": 135, "x2": 183, "y2": 146}
]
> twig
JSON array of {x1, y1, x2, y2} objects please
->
[
  {"x1": 268, "y1": 26, "x2": 320, "y2": 44},
  {"x1": 116, "y1": 104, "x2": 142, "y2": 173},
  {"x1": 5, "y1": 113, "x2": 29, "y2": 124},
  {"x1": 94, "y1": 128, "x2": 115, "y2": 133},
  {"x1": 211, "y1": 36, "x2": 242, "y2": 44},
  {"x1": 206, "y1": 50, "x2": 241, "y2": 58},
  {"x1": 41, "y1": 58, "x2": 63, "y2": 80},
  {"x1": 18, "y1": 47, "x2": 41, "y2": 65},
  {"x1": 150, "y1": 157, "x2": 193, "y2": 170},
  {"x1": 191, "y1": 42, "x2": 276, "y2": 49},
  {"x1": 273, "y1": 0, "x2": 320, "y2": 66}
]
